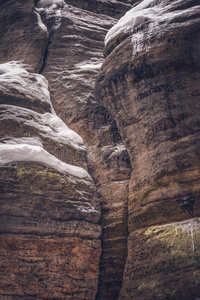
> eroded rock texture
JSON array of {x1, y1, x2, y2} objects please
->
[
  {"x1": 35, "y1": 1, "x2": 132, "y2": 299},
  {"x1": 0, "y1": 0, "x2": 132, "y2": 299},
  {"x1": 0, "y1": 61, "x2": 101, "y2": 299},
  {"x1": 96, "y1": 0, "x2": 200, "y2": 299},
  {"x1": 1, "y1": 0, "x2": 200, "y2": 299}
]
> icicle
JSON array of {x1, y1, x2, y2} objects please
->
[{"x1": 174, "y1": 219, "x2": 200, "y2": 252}]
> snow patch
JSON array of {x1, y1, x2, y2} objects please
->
[
  {"x1": 35, "y1": 10, "x2": 48, "y2": 32},
  {"x1": 76, "y1": 62, "x2": 103, "y2": 70},
  {"x1": 1, "y1": 137, "x2": 43, "y2": 147},
  {"x1": 42, "y1": 112, "x2": 84, "y2": 147},
  {"x1": 36, "y1": 0, "x2": 65, "y2": 30},
  {"x1": 105, "y1": 0, "x2": 200, "y2": 56},
  {"x1": 37, "y1": 0, "x2": 65, "y2": 8},
  {"x1": 0, "y1": 143, "x2": 90, "y2": 179},
  {"x1": 101, "y1": 143, "x2": 126, "y2": 159},
  {"x1": 0, "y1": 61, "x2": 85, "y2": 149},
  {"x1": 74, "y1": 202, "x2": 99, "y2": 214},
  {"x1": 0, "y1": 61, "x2": 52, "y2": 110},
  {"x1": 0, "y1": 105, "x2": 85, "y2": 150},
  {"x1": 4, "y1": 108, "x2": 82, "y2": 150}
]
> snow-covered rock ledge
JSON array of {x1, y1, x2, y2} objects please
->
[
  {"x1": 104, "y1": 0, "x2": 200, "y2": 57},
  {"x1": 0, "y1": 141, "x2": 90, "y2": 180},
  {"x1": 0, "y1": 61, "x2": 90, "y2": 174}
]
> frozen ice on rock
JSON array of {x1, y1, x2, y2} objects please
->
[
  {"x1": 160, "y1": 218, "x2": 200, "y2": 253},
  {"x1": 174, "y1": 218, "x2": 200, "y2": 252}
]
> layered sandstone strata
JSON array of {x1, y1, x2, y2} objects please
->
[
  {"x1": 34, "y1": 1, "x2": 132, "y2": 298},
  {"x1": 0, "y1": 0, "x2": 132, "y2": 299},
  {"x1": 0, "y1": 61, "x2": 101, "y2": 299},
  {"x1": 95, "y1": 0, "x2": 200, "y2": 298},
  {"x1": 1, "y1": 0, "x2": 200, "y2": 298}
]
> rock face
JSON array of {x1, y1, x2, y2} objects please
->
[
  {"x1": 1, "y1": 0, "x2": 200, "y2": 299},
  {"x1": 95, "y1": 0, "x2": 200, "y2": 299},
  {"x1": 0, "y1": 0, "x2": 132, "y2": 299},
  {"x1": 0, "y1": 61, "x2": 101, "y2": 299},
  {"x1": 34, "y1": 1, "x2": 132, "y2": 299}
]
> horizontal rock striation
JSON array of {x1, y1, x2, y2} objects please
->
[
  {"x1": 35, "y1": 1, "x2": 132, "y2": 299},
  {"x1": 0, "y1": 0, "x2": 48, "y2": 73},
  {"x1": 0, "y1": 0, "x2": 133, "y2": 299},
  {"x1": 95, "y1": 0, "x2": 200, "y2": 299},
  {"x1": 0, "y1": 61, "x2": 101, "y2": 298}
]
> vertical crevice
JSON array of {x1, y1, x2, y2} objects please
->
[
  {"x1": 85, "y1": 107, "x2": 132, "y2": 300},
  {"x1": 95, "y1": 191, "x2": 129, "y2": 300},
  {"x1": 39, "y1": 32, "x2": 52, "y2": 74}
]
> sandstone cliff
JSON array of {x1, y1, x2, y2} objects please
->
[
  {"x1": 96, "y1": 0, "x2": 200, "y2": 299},
  {"x1": 0, "y1": 0, "x2": 200, "y2": 299}
]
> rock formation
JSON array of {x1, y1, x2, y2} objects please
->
[
  {"x1": 96, "y1": 0, "x2": 200, "y2": 299},
  {"x1": 0, "y1": 0, "x2": 200, "y2": 299}
]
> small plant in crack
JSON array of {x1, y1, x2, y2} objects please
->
[{"x1": 175, "y1": 194, "x2": 195, "y2": 217}]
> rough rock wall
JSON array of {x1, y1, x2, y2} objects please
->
[
  {"x1": 0, "y1": 1, "x2": 102, "y2": 299},
  {"x1": 0, "y1": 0, "x2": 132, "y2": 299},
  {"x1": 95, "y1": 0, "x2": 200, "y2": 299},
  {"x1": 0, "y1": 64, "x2": 101, "y2": 299},
  {"x1": 1, "y1": 0, "x2": 200, "y2": 299},
  {"x1": 34, "y1": 1, "x2": 133, "y2": 299}
]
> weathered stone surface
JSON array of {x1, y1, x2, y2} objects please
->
[
  {"x1": 119, "y1": 219, "x2": 200, "y2": 300},
  {"x1": 95, "y1": 0, "x2": 200, "y2": 298},
  {"x1": 36, "y1": 2, "x2": 132, "y2": 298},
  {"x1": 96, "y1": 180, "x2": 129, "y2": 299},
  {"x1": 63, "y1": 0, "x2": 133, "y2": 18},
  {"x1": 1, "y1": 235, "x2": 100, "y2": 299},
  {"x1": 2, "y1": 0, "x2": 199, "y2": 298},
  {"x1": 0, "y1": 0, "x2": 48, "y2": 73},
  {"x1": 0, "y1": 13, "x2": 101, "y2": 298}
]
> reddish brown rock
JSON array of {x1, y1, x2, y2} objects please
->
[
  {"x1": 0, "y1": 0, "x2": 133, "y2": 298},
  {"x1": 0, "y1": 0, "x2": 48, "y2": 73},
  {"x1": 1, "y1": 235, "x2": 101, "y2": 299},
  {"x1": 95, "y1": 0, "x2": 200, "y2": 298},
  {"x1": 36, "y1": 2, "x2": 132, "y2": 298},
  {"x1": 0, "y1": 10, "x2": 101, "y2": 298}
]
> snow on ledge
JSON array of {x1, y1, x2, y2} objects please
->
[
  {"x1": 36, "y1": 0, "x2": 65, "y2": 31},
  {"x1": 105, "y1": 0, "x2": 200, "y2": 55},
  {"x1": 37, "y1": 0, "x2": 65, "y2": 8},
  {"x1": 0, "y1": 105, "x2": 85, "y2": 150},
  {"x1": 0, "y1": 61, "x2": 52, "y2": 109},
  {"x1": 0, "y1": 142, "x2": 90, "y2": 180}
]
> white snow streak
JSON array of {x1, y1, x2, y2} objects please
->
[
  {"x1": 0, "y1": 61, "x2": 52, "y2": 108},
  {"x1": 105, "y1": 0, "x2": 200, "y2": 56},
  {"x1": 35, "y1": 11, "x2": 48, "y2": 32},
  {"x1": 0, "y1": 143, "x2": 89, "y2": 179}
]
